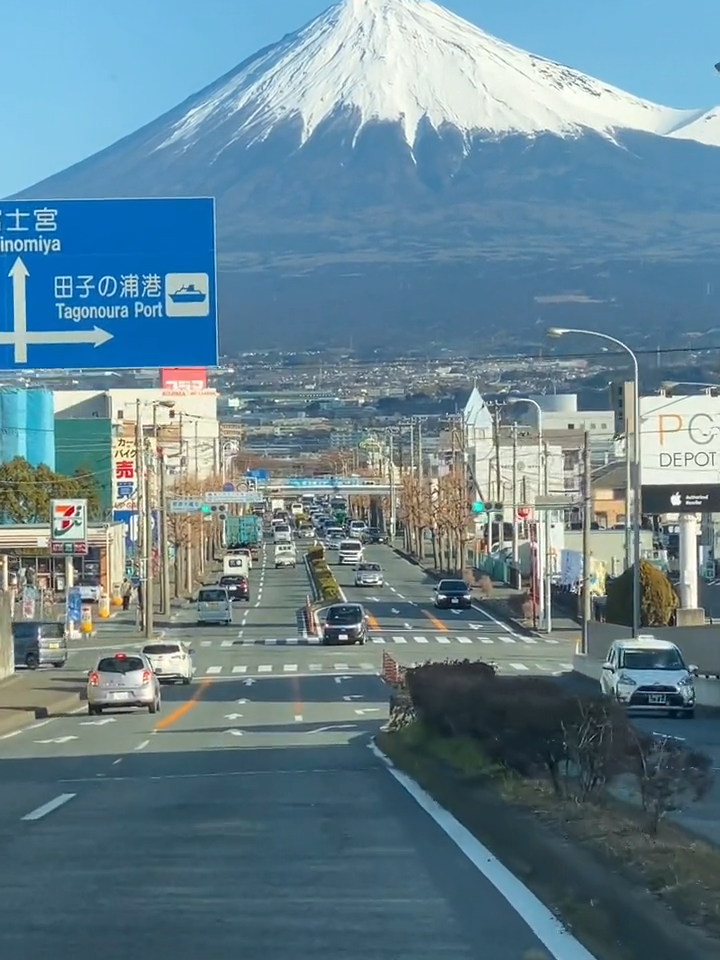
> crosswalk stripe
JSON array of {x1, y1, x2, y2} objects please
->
[
  {"x1": 436, "y1": 636, "x2": 451, "y2": 644},
  {"x1": 221, "y1": 640, "x2": 234, "y2": 647},
  {"x1": 359, "y1": 663, "x2": 374, "y2": 670},
  {"x1": 286, "y1": 638, "x2": 298, "y2": 644},
  {"x1": 283, "y1": 663, "x2": 298, "y2": 672},
  {"x1": 522, "y1": 637, "x2": 538, "y2": 644},
  {"x1": 414, "y1": 636, "x2": 429, "y2": 643},
  {"x1": 200, "y1": 640, "x2": 211, "y2": 647},
  {"x1": 205, "y1": 666, "x2": 222, "y2": 675},
  {"x1": 510, "y1": 663, "x2": 530, "y2": 671},
  {"x1": 392, "y1": 637, "x2": 407, "y2": 644},
  {"x1": 499, "y1": 637, "x2": 517, "y2": 644},
  {"x1": 479, "y1": 638, "x2": 494, "y2": 644},
  {"x1": 456, "y1": 637, "x2": 472, "y2": 644},
  {"x1": 309, "y1": 664, "x2": 322, "y2": 671},
  {"x1": 258, "y1": 665, "x2": 272, "y2": 673},
  {"x1": 544, "y1": 638, "x2": 559, "y2": 644},
  {"x1": 372, "y1": 637, "x2": 386, "y2": 644},
  {"x1": 232, "y1": 665, "x2": 247, "y2": 674},
  {"x1": 334, "y1": 663, "x2": 349, "y2": 670}
]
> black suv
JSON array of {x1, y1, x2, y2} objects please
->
[
  {"x1": 433, "y1": 579, "x2": 472, "y2": 609},
  {"x1": 362, "y1": 527, "x2": 386, "y2": 544},
  {"x1": 219, "y1": 575, "x2": 250, "y2": 602},
  {"x1": 322, "y1": 603, "x2": 368, "y2": 645}
]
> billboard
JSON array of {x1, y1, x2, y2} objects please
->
[
  {"x1": 161, "y1": 367, "x2": 208, "y2": 395},
  {"x1": 641, "y1": 485, "x2": 720, "y2": 514},
  {"x1": 640, "y1": 395, "x2": 720, "y2": 485},
  {"x1": 112, "y1": 437, "x2": 138, "y2": 511}
]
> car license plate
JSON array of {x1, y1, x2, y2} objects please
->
[
  {"x1": 648, "y1": 694, "x2": 667, "y2": 705},
  {"x1": 109, "y1": 691, "x2": 130, "y2": 700},
  {"x1": 155, "y1": 667, "x2": 163, "y2": 673},
  {"x1": 339, "y1": 633, "x2": 348, "y2": 640},
  {"x1": 451, "y1": 598, "x2": 458, "y2": 604},
  {"x1": 48, "y1": 642, "x2": 60, "y2": 649}
]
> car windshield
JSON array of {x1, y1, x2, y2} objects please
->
[
  {"x1": 97, "y1": 656, "x2": 145, "y2": 674},
  {"x1": 220, "y1": 576, "x2": 246, "y2": 585},
  {"x1": 142, "y1": 644, "x2": 180, "y2": 655},
  {"x1": 358, "y1": 563, "x2": 380, "y2": 572},
  {"x1": 340, "y1": 540, "x2": 361, "y2": 550},
  {"x1": 367, "y1": 528, "x2": 380, "y2": 535},
  {"x1": 327, "y1": 606, "x2": 363, "y2": 625},
  {"x1": 620, "y1": 648, "x2": 685, "y2": 671},
  {"x1": 439, "y1": 580, "x2": 467, "y2": 592},
  {"x1": 199, "y1": 589, "x2": 227, "y2": 603}
]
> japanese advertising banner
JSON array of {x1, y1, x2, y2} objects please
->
[
  {"x1": 112, "y1": 437, "x2": 137, "y2": 511},
  {"x1": 160, "y1": 367, "x2": 209, "y2": 395}
]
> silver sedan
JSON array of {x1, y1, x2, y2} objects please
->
[{"x1": 86, "y1": 652, "x2": 161, "y2": 715}]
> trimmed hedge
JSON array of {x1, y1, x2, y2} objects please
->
[{"x1": 306, "y1": 547, "x2": 342, "y2": 603}]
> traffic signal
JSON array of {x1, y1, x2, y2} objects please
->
[
  {"x1": 200, "y1": 505, "x2": 211, "y2": 515},
  {"x1": 471, "y1": 501, "x2": 486, "y2": 514}
]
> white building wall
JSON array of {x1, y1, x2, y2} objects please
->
[
  {"x1": 53, "y1": 387, "x2": 219, "y2": 481},
  {"x1": 470, "y1": 438, "x2": 566, "y2": 522}
]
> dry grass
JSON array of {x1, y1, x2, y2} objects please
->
[{"x1": 383, "y1": 722, "x2": 720, "y2": 938}]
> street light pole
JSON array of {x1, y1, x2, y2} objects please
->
[{"x1": 548, "y1": 327, "x2": 641, "y2": 637}]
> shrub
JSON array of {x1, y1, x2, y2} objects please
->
[
  {"x1": 506, "y1": 590, "x2": 534, "y2": 620},
  {"x1": 605, "y1": 559, "x2": 678, "y2": 627},
  {"x1": 476, "y1": 575, "x2": 493, "y2": 597},
  {"x1": 309, "y1": 556, "x2": 342, "y2": 602},
  {"x1": 306, "y1": 545, "x2": 324, "y2": 563}
]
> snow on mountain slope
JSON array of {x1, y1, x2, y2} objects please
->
[
  {"x1": 157, "y1": 0, "x2": 703, "y2": 156},
  {"x1": 668, "y1": 107, "x2": 720, "y2": 146}
]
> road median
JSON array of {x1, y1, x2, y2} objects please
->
[
  {"x1": 303, "y1": 545, "x2": 346, "y2": 634},
  {"x1": 377, "y1": 656, "x2": 720, "y2": 960},
  {"x1": 0, "y1": 669, "x2": 84, "y2": 736}
]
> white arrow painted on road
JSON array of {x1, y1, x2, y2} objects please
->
[
  {"x1": 242, "y1": 679, "x2": 256, "y2": 686},
  {"x1": 225, "y1": 729, "x2": 244, "y2": 736},
  {"x1": 236, "y1": 699, "x2": 250, "y2": 704},
  {"x1": 343, "y1": 695, "x2": 363, "y2": 701},
  {"x1": 308, "y1": 724, "x2": 357, "y2": 734},
  {"x1": 451, "y1": 610, "x2": 461, "y2": 615},
  {"x1": 225, "y1": 713, "x2": 244, "y2": 720},
  {"x1": 34, "y1": 736, "x2": 78, "y2": 744},
  {"x1": 404, "y1": 622, "x2": 412, "y2": 629},
  {"x1": 334, "y1": 675, "x2": 353, "y2": 684},
  {"x1": 8, "y1": 258, "x2": 28, "y2": 363},
  {"x1": 354, "y1": 708, "x2": 380, "y2": 715},
  {"x1": 391, "y1": 608, "x2": 400, "y2": 614},
  {"x1": 366, "y1": 596, "x2": 380, "y2": 602},
  {"x1": 79, "y1": 717, "x2": 116, "y2": 726}
]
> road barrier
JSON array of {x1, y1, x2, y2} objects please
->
[
  {"x1": 381, "y1": 651, "x2": 407, "y2": 686},
  {"x1": 304, "y1": 594, "x2": 318, "y2": 636}
]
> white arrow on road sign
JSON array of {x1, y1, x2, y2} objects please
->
[
  {"x1": 79, "y1": 717, "x2": 116, "y2": 726},
  {"x1": 354, "y1": 708, "x2": 380, "y2": 715},
  {"x1": 34, "y1": 736, "x2": 78, "y2": 744},
  {"x1": 242, "y1": 679, "x2": 256, "y2": 686},
  {"x1": 334, "y1": 676, "x2": 353, "y2": 684},
  {"x1": 224, "y1": 713, "x2": 244, "y2": 720},
  {"x1": 225, "y1": 729, "x2": 244, "y2": 736},
  {"x1": 343, "y1": 695, "x2": 363, "y2": 701},
  {"x1": 308, "y1": 724, "x2": 357, "y2": 734},
  {"x1": 8, "y1": 258, "x2": 28, "y2": 364}
]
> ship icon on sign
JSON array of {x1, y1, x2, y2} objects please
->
[
  {"x1": 169, "y1": 284, "x2": 206, "y2": 304},
  {"x1": 164, "y1": 273, "x2": 210, "y2": 317}
]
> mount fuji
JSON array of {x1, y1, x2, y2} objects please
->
[{"x1": 14, "y1": 0, "x2": 720, "y2": 351}]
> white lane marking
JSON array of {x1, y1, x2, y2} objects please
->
[
  {"x1": 294, "y1": 714, "x2": 303, "y2": 722},
  {"x1": 436, "y1": 636, "x2": 451, "y2": 644},
  {"x1": 522, "y1": 637, "x2": 538, "y2": 644},
  {"x1": 309, "y1": 664, "x2": 322, "y2": 671},
  {"x1": 221, "y1": 640, "x2": 234, "y2": 647},
  {"x1": 413, "y1": 636, "x2": 429, "y2": 643},
  {"x1": 112, "y1": 758, "x2": 123, "y2": 765},
  {"x1": 135, "y1": 740, "x2": 150, "y2": 751},
  {"x1": 283, "y1": 663, "x2": 298, "y2": 672},
  {"x1": 200, "y1": 640, "x2": 211, "y2": 647},
  {"x1": 510, "y1": 663, "x2": 530, "y2": 671},
  {"x1": 560, "y1": 662, "x2": 573, "y2": 671},
  {"x1": 479, "y1": 638, "x2": 494, "y2": 644},
  {"x1": 286, "y1": 638, "x2": 298, "y2": 644},
  {"x1": 359, "y1": 663, "x2": 374, "y2": 670},
  {"x1": 456, "y1": 637, "x2": 473, "y2": 644},
  {"x1": 232, "y1": 665, "x2": 248, "y2": 674},
  {"x1": 368, "y1": 742, "x2": 597, "y2": 960},
  {"x1": 205, "y1": 666, "x2": 222, "y2": 675},
  {"x1": 392, "y1": 636, "x2": 407, "y2": 644},
  {"x1": 334, "y1": 664, "x2": 349, "y2": 671},
  {"x1": 22, "y1": 793, "x2": 76, "y2": 822},
  {"x1": 258, "y1": 665, "x2": 272, "y2": 673},
  {"x1": 544, "y1": 638, "x2": 559, "y2": 644},
  {"x1": 372, "y1": 637, "x2": 386, "y2": 644},
  {"x1": 498, "y1": 637, "x2": 517, "y2": 644},
  {"x1": 254, "y1": 601, "x2": 260, "y2": 607},
  {"x1": 396, "y1": 594, "x2": 405, "y2": 600},
  {"x1": 404, "y1": 622, "x2": 413, "y2": 629}
]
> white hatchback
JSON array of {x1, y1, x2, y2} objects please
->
[
  {"x1": 600, "y1": 636, "x2": 697, "y2": 718},
  {"x1": 141, "y1": 641, "x2": 194, "y2": 684}
]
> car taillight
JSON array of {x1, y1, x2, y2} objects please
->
[
  {"x1": 141, "y1": 670, "x2": 152, "y2": 684},
  {"x1": 88, "y1": 671, "x2": 99, "y2": 686}
]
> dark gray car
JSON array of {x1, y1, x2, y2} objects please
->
[
  {"x1": 321, "y1": 603, "x2": 368, "y2": 645},
  {"x1": 12, "y1": 620, "x2": 67, "y2": 669}
]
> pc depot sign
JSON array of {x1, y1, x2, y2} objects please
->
[
  {"x1": 50, "y1": 499, "x2": 88, "y2": 555},
  {"x1": 640, "y1": 395, "x2": 720, "y2": 485},
  {"x1": 641, "y1": 485, "x2": 720, "y2": 514}
]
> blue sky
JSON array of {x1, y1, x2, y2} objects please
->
[{"x1": 1, "y1": 0, "x2": 718, "y2": 197}]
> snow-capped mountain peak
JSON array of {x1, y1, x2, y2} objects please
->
[{"x1": 157, "y1": 0, "x2": 712, "y2": 155}]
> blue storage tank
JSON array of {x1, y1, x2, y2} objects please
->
[
  {"x1": 26, "y1": 390, "x2": 55, "y2": 469},
  {"x1": 0, "y1": 389, "x2": 27, "y2": 463}
]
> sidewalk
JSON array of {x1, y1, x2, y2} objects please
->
[{"x1": 0, "y1": 668, "x2": 84, "y2": 737}]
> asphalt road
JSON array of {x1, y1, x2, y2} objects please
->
[
  {"x1": 335, "y1": 545, "x2": 578, "y2": 677},
  {"x1": 0, "y1": 542, "x2": 565, "y2": 958}
]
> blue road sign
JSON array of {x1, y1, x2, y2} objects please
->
[
  {"x1": 0, "y1": 198, "x2": 217, "y2": 370},
  {"x1": 222, "y1": 482, "x2": 235, "y2": 492},
  {"x1": 246, "y1": 469, "x2": 268, "y2": 480}
]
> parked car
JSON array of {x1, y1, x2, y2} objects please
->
[{"x1": 12, "y1": 620, "x2": 67, "y2": 670}]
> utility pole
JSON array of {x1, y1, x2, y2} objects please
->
[
  {"x1": 134, "y1": 399, "x2": 145, "y2": 632},
  {"x1": 158, "y1": 452, "x2": 170, "y2": 615},
  {"x1": 144, "y1": 404, "x2": 157, "y2": 639},
  {"x1": 581, "y1": 431, "x2": 592, "y2": 654},
  {"x1": 491, "y1": 404, "x2": 503, "y2": 551},
  {"x1": 387, "y1": 432, "x2": 397, "y2": 540},
  {"x1": 543, "y1": 440, "x2": 553, "y2": 633},
  {"x1": 511, "y1": 423, "x2": 519, "y2": 563}
]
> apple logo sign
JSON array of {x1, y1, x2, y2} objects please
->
[{"x1": 670, "y1": 491, "x2": 682, "y2": 507}]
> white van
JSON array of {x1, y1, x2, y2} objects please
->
[
  {"x1": 223, "y1": 554, "x2": 250, "y2": 578},
  {"x1": 273, "y1": 523, "x2": 292, "y2": 543},
  {"x1": 338, "y1": 539, "x2": 364, "y2": 565},
  {"x1": 196, "y1": 586, "x2": 233, "y2": 625}
]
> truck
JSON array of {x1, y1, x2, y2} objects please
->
[{"x1": 225, "y1": 515, "x2": 263, "y2": 559}]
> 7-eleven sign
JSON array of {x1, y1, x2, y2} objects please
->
[{"x1": 51, "y1": 499, "x2": 87, "y2": 543}]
